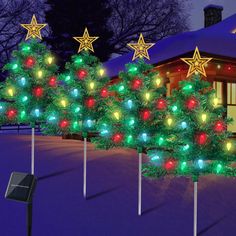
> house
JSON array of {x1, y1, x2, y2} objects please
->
[{"x1": 104, "y1": 5, "x2": 236, "y2": 134}]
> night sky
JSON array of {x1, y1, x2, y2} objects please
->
[{"x1": 190, "y1": 0, "x2": 236, "y2": 30}]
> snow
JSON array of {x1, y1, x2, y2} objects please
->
[
  {"x1": 1, "y1": 134, "x2": 236, "y2": 235},
  {"x1": 204, "y1": 5, "x2": 224, "y2": 11},
  {"x1": 104, "y1": 14, "x2": 236, "y2": 77}
]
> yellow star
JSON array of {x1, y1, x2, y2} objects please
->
[
  {"x1": 73, "y1": 28, "x2": 99, "y2": 53},
  {"x1": 21, "y1": 15, "x2": 47, "y2": 41},
  {"x1": 127, "y1": 34, "x2": 155, "y2": 61},
  {"x1": 181, "y1": 47, "x2": 212, "y2": 78}
]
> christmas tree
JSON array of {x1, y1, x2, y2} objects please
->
[
  {"x1": 143, "y1": 47, "x2": 236, "y2": 181},
  {"x1": 143, "y1": 74, "x2": 236, "y2": 180},
  {"x1": 42, "y1": 28, "x2": 110, "y2": 199},
  {"x1": 93, "y1": 59, "x2": 167, "y2": 151},
  {"x1": 0, "y1": 39, "x2": 58, "y2": 126},
  {"x1": 0, "y1": 15, "x2": 57, "y2": 126},
  {"x1": 43, "y1": 51, "x2": 110, "y2": 136},
  {"x1": 92, "y1": 34, "x2": 169, "y2": 215},
  {"x1": 43, "y1": 28, "x2": 109, "y2": 136}
]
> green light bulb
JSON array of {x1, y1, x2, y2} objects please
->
[
  {"x1": 73, "y1": 121, "x2": 79, "y2": 130},
  {"x1": 183, "y1": 84, "x2": 193, "y2": 91},
  {"x1": 158, "y1": 137, "x2": 164, "y2": 145},
  {"x1": 12, "y1": 63, "x2": 18, "y2": 70},
  {"x1": 216, "y1": 164, "x2": 222, "y2": 174},
  {"x1": 118, "y1": 85, "x2": 125, "y2": 92},
  {"x1": 22, "y1": 45, "x2": 31, "y2": 52},
  {"x1": 126, "y1": 135, "x2": 133, "y2": 144},
  {"x1": 65, "y1": 75, "x2": 71, "y2": 82},
  {"x1": 20, "y1": 111, "x2": 26, "y2": 119},
  {"x1": 22, "y1": 96, "x2": 28, "y2": 103},
  {"x1": 75, "y1": 57, "x2": 83, "y2": 64},
  {"x1": 180, "y1": 161, "x2": 187, "y2": 171},
  {"x1": 172, "y1": 105, "x2": 178, "y2": 112},
  {"x1": 128, "y1": 65, "x2": 138, "y2": 73}
]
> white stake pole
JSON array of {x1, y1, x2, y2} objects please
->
[
  {"x1": 83, "y1": 137, "x2": 87, "y2": 199},
  {"x1": 138, "y1": 152, "x2": 142, "y2": 216},
  {"x1": 31, "y1": 127, "x2": 35, "y2": 175},
  {"x1": 194, "y1": 181, "x2": 198, "y2": 236}
]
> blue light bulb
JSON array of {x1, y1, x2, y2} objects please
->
[
  {"x1": 34, "y1": 109, "x2": 40, "y2": 117},
  {"x1": 86, "y1": 119, "x2": 93, "y2": 128},
  {"x1": 19, "y1": 77, "x2": 26, "y2": 86},
  {"x1": 71, "y1": 88, "x2": 79, "y2": 97},
  {"x1": 197, "y1": 159, "x2": 204, "y2": 169},
  {"x1": 126, "y1": 100, "x2": 133, "y2": 109},
  {"x1": 181, "y1": 121, "x2": 187, "y2": 129},
  {"x1": 141, "y1": 133, "x2": 148, "y2": 142}
]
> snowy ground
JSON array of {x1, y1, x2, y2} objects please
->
[{"x1": 0, "y1": 134, "x2": 236, "y2": 236}]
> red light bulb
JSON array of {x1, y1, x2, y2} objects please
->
[
  {"x1": 156, "y1": 98, "x2": 167, "y2": 110},
  {"x1": 60, "y1": 120, "x2": 69, "y2": 129},
  {"x1": 100, "y1": 88, "x2": 109, "y2": 98},
  {"x1": 48, "y1": 76, "x2": 57, "y2": 87},
  {"x1": 112, "y1": 133, "x2": 123, "y2": 143},
  {"x1": 140, "y1": 109, "x2": 151, "y2": 121},
  {"x1": 24, "y1": 56, "x2": 36, "y2": 68},
  {"x1": 186, "y1": 97, "x2": 198, "y2": 110},
  {"x1": 6, "y1": 109, "x2": 17, "y2": 119},
  {"x1": 214, "y1": 121, "x2": 225, "y2": 133},
  {"x1": 85, "y1": 97, "x2": 96, "y2": 108},
  {"x1": 33, "y1": 87, "x2": 43, "y2": 97},
  {"x1": 196, "y1": 132, "x2": 208, "y2": 145},
  {"x1": 76, "y1": 69, "x2": 88, "y2": 80},
  {"x1": 164, "y1": 160, "x2": 175, "y2": 170},
  {"x1": 131, "y1": 78, "x2": 143, "y2": 90}
]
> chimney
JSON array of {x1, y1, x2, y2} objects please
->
[{"x1": 204, "y1": 5, "x2": 223, "y2": 28}]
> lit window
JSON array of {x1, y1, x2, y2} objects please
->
[
  {"x1": 166, "y1": 83, "x2": 170, "y2": 96},
  {"x1": 227, "y1": 83, "x2": 236, "y2": 105},
  {"x1": 227, "y1": 83, "x2": 236, "y2": 132},
  {"x1": 213, "y1": 82, "x2": 222, "y2": 104}
]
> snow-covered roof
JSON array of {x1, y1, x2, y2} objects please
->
[{"x1": 104, "y1": 13, "x2": 236, "y2": 77}]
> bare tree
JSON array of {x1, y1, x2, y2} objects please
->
[
  {"x1": 0, "y1": 0, "x2": 49, "y2": 77},
  {"x1": 108, "y1": 0, "x2": 190, "y2": 55}
]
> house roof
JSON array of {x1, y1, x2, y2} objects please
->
[{"x1": 104, "y1": 13, "x2": 236, "y2": 77}]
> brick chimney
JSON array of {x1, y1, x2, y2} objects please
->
[{"x1": 204, "y1": 5, "x2": 223, "y2": 28}]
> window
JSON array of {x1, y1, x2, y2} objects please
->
[
  {"x1": 227, "y1": 83, "x2": 236, "y2": 132},
  {"x1": 213, "y1": 81, "x2": 223, "y2": 104},
  {"x1": 166, "y1": 83, "x2": 170, "y2": 96}
]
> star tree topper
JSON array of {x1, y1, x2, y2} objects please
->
[
  {"x1": 127, "y1": 34, "x2": 155, "y2": 61},
  {"x1": 73, "y1": 28, "x2": 99, "y2": 53},
  {"x1": 21, "y1": 15, "x2": 47, "y2": 41},
  {"x1": 181, "y1": 47, "x2": 212, "y2": 78}
]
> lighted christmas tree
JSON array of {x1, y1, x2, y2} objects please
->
[
  {"x1": 0, "y1": 39, "x2": 58, "y2": 125},
  {"x1": 43, "y1": 51, "x2": 109, "y2": 136},
  {"x1": 43, "y1": 28, "x2": 109, "y2": 136},
  {"x1": 0, "y1": 15, "x2": 58, "y2": 175},
  {"x1": 0, "y1": 15, "x2": 57, "y2": 126},
  {"x1": 43, "y1": 28, "x2": 110, "y2": 199},
  {"x1": 93, "y1": 59, "x2": 167, "y2": 150},
  {"x1": 92, "y1": 34, "x2": 169, "y2": 215},
  {"x1": 142, "y1": 47, "x2": 236, "y2": 236},
  {"x1": 143, "y1": 74, "x2": 236, "y2": 179}
]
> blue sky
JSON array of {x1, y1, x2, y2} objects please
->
[{"x1": 190, "y1": 0, "x2": 236, "y2": 30}]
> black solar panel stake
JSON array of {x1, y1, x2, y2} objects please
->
[{"x1": 5, "y1": 172, "x2": 36, "y2": 236}]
